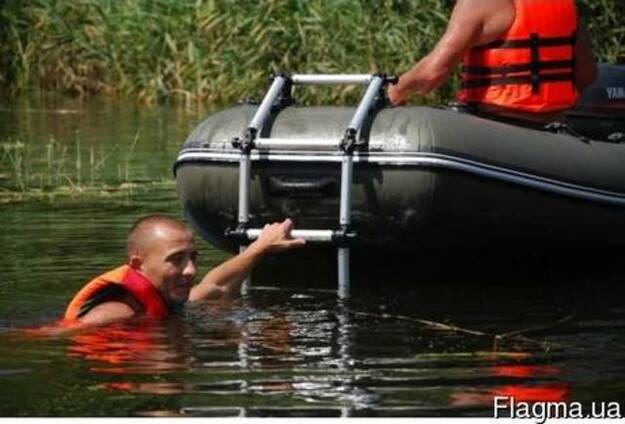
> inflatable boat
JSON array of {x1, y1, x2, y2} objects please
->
[{"x1": 175, "y1": 65, "x2": 625, "y2": 256}]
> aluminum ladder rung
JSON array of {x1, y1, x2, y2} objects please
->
[
  {"x1": 245, "y1": 229, "x2": 334, "y2": 242},
  {"x1": 255, "y1": 137, "x2": 341, "y2": 150},
  {"x1": 291, "y1": 74, "x2": 372, "y2": 86}
]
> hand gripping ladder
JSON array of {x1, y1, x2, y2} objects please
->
[{"x1": 228, "y1": 73, "x2": 397, "y2": 299}]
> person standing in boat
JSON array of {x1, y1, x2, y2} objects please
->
[
  {"x1": 388, "y1": 0, "x2": 598, "y2": 121},
  {"x1": 62, "y1": 215, "x2": 305, "y2": 326}
]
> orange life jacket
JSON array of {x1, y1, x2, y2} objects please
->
[
  {"x1": 457, "y1": 0, "x2": 578, "y2": 113},
  {"x1": 63, "y1": 265, "x2": 168, "y2": 322}
]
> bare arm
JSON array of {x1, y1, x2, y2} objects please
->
[
  {"x1": 78, "y1": 301, "x2": 136, "y2": 326},
  {"x1": 388, "y1": 0, "x2": 487, "y2": 105},
  {"x1": 574, "y1": 25, "x2": 598, "y2": 91},
  {"x1": 388, "y1": 0, "x2": 517, "y2": 105},
  {"x1": 188, "y1": 219, "x2": 305, "y2": 302}
]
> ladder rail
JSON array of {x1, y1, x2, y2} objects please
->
[
  {"x1": 238, "y1": 154, "x2": 252, "y2": 225},
  {"x1": 347, "y1": 75, "x2": 385, "y2": 136},
  {"x1": 231, "y1": 73, "x2": 397, "y2": 299},
  {"x1": 248, "y1": 75, "x2": 288, "y2": 134}
]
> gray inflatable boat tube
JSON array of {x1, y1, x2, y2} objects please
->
[{"x1": 175, "y1": 105, "x2": 625, "y2": 251}]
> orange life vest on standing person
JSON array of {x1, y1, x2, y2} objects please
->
[
  {"x1": 457, "y1": 0, "x2": 578, "y2": 113},
  {"x1": 63, "y1": 265, "x2": 168, "y2": 323}
]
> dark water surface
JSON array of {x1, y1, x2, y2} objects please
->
[{"x1": 1, "y1": 98, "x2": 625, "y2": 417}]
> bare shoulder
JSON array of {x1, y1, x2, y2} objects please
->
[
  {"x1": 451, "y1": 0, "x2": 514, "y2": 44},
  {"x1": 79, "y1": 301, "x2": 137, "y2": 326},
  {"x1": 452, "y1": 0, "x2": 513, "y2": 17}
]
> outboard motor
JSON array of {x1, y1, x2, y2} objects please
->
[{"x1": 566, "y1": 64, "x2": 625, "y2": 141}]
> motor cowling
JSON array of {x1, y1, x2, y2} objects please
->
[{"x1": 566, "y1": 64, "x2": 625, "y2": 141}]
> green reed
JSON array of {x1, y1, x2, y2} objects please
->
[
  {"x1": 1, "y1": 0, "x2": 621, "y2": 106},
  {"x1": 1, "y1": 141, "x2": 27, "y2": 191},
  {"x1": 0, "y1": 132, "x2": 158, "y2": 202}
]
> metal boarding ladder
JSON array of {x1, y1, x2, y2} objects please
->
[{"x1": 228, "y1": 73, "x2": 397, "y2": 299}]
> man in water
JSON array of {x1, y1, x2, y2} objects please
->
[
  {"x1": 63, "y1": 215, "x2": 305, "y2": 326},
  {"x1": 388, "y1": 0, "x2": 597, "y2": 120}
]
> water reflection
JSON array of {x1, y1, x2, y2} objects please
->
[
  {"x1": 449, "y1": 362, "x2": 569, "y2": 408},
  {"x1": 55, "y1": 289, "x2": 571, "y2": 417},
  {"x1": 3, "y1": 277, "x2": 625, "y2": 417},
  {"x1": 67, "y1": 318, "x2": 194, "y2": 375}
]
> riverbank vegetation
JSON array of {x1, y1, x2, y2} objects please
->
[{"x1": 1, "y1": 0, "x2": 623, "y2": 105}]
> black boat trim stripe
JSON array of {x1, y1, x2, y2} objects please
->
[{"x1": 175, "y1": 149, "x2": 625, "y2": 206}]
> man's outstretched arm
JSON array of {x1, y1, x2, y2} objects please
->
[
  {"x1": 188, "y1": 219, "x2": 305, "y2": 302},
  {"x1": 388, "y1": 0, "x2": 503, "y2": 105}
]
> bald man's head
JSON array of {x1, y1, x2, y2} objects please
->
[
  {"x1": 126, "y1": 214, "x2": 192, "y2": 260},
  {"x1": 126, "y1": 214, "x2": 197, "y2": 307}
]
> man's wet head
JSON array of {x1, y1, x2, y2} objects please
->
[{"x1": 126, "y1": 214, "x2": 197, "y2": 308}]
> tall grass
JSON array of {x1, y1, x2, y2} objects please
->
[{"x1": 0, "y1": 0, "x2": 623, "y2": 105}]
